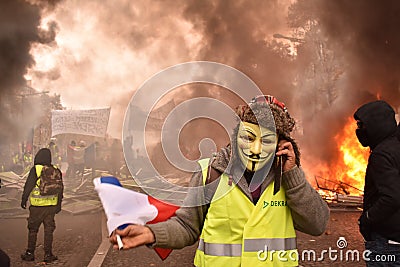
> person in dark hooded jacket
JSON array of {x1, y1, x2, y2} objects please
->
[
  {"x1": 354, "y1": 100, "x2": 400, "y2": 266},
  {"x1": 0, "y1": 248, "x2": 10, "y2": 267},
  {"x1": 20, "y1": 148, "x2": 63, "y2": 263}
]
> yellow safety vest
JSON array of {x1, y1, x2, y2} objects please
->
[
  {"x1": 29, "y1": 165, "x2": 58, "y2": 206},
  {"x1": 194, "y1": 159, "x2": 298, "y2": 267}
]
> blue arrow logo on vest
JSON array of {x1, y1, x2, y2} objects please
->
[{"x1": 263, "y1": 201, "x2": 269, "y2": 209}]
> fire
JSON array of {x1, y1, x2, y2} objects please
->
[
  {"x1": 334, "y1": 117, "x2": 370, "y2": 194},
  {"x1": 311, "y1": 117, "x2": 370, "y2": 196}
]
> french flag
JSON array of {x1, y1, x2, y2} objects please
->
[{"x1": 93, "y1": 176, "x2": 179, "y2": 260}]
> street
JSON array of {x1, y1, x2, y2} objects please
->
[
  {"x1": 0, "y1": 208, "x2": 366, "y2": 267},
  {"x1": 0, "y1": 167, "x2": 367, "y2": 267}
]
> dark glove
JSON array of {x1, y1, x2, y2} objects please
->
[
  {"x1": 358, "y1": 211, "x2": 372, "y2": 241},
  {"x1": 21, "y1": 200, "x2": 27, "y2": 209}
]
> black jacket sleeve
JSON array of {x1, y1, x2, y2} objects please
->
[
  {"x1": 21, "y1": 167, "x2": 38, "y2": 204},
  {"x1": 56, "y1": 168, "x2": 64, "y2": 207},
  {"x1": 367, "y1": 152, "x2": 400, "y2": 223}
]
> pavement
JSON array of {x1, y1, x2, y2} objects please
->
[{"x1": 0, "y1": 169, "x2": 367, "y2": 267}]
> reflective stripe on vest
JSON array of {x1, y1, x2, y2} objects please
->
[
  {"x1": 244, "y1": 237, "x2": 297, "y2": 252},
  {"x1": 198, "y1": 239, "x2": 242, "y2": 257},
  {"x1": 198, "y1": 237, "x2": 297, "y2": 257},
  {"x1": 194, "y1": 158, "x2": 298, "y2": 267},
  {"x1": 29, "y1": 165, "x2": 58, "y2": 206}
]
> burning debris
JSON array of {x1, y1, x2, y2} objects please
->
[
  {"x1": 306, "y1": 117, "x2": 368, "y2": 209},
  {"x1": 315, "y1": 175, "x2": 363, "y2": 209},
  {"x1": 315, "y1": 175, "x2": 363, "y2": 196}
]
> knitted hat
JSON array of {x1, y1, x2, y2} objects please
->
[{"x1": 235, "y1": 95, "x2": 295, "y2": 138}]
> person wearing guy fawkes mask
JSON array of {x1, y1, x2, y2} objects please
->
[
  {"x1": 354, "y1": 100, "x2": 400, "y2": 266},
  {"x1": 109, "y1": 95, "x2": 329, "y2": 267}
]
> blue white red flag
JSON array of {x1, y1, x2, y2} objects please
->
[{"x1": 93, "y1": 176, "x2": 179, "y2": 260}]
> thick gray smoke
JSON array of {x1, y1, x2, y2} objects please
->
[
  {"x1": 0, "y1": 0, "x2": 59, "y2": 144},
  {"x1": 177, "y1": 0, "x2": 400, "y2": 169},
  {"x1": 287, "y1": 0, "x2": 400, "y2": 165},
  {"x1": 182, "y1": 0, "x2": 296, "y2": 100},
  {"x1": 24, "y1": 0, "x2": 293, "y2": 140},
  {"x1": 0, "y1": 0, "x2": 39, "y2": 142},
  {"x1": 4, "y1": 0, "x2": 399, "y2": 180},
  {"x1": 317, "y1": 0, "x2": 400, "y2": 104}
]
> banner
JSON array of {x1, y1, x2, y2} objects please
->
[{"x1": 51, "y1": 108, "x2": 110, "y2": 137}]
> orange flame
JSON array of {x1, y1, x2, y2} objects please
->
[
  {"x1": 334, "y1": 117, "x2": 370, "y2": 194},
  {"x1": 310, "y1": 117, "x2": 370, "y2": 195}
]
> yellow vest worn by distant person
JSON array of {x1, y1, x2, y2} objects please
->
[
  {"x1": 194, "y1": 159, "x2": 298, "y2": 267},
  {"x1": 29, "y1": 165, "x2": 58, "y2": 206}
]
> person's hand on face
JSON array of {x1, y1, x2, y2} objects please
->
[
  {"x1": 237, "y1": 122, "x2": 277, "y2": 172},
  {"x1": 275, "y1": 140, "x2": 296, "y2": 172}
]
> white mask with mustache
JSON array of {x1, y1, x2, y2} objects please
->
[{"x1": 236, "y1": 121, "x2": 277, "y2": 172}]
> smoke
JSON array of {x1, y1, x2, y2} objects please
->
[
  {"x1": 180, "y1": 0, "x2": 400, "y2": 167},
  {"x1": 320, "y1": 0, "x2": 400, "y2": 105},
  {"x1": 183, "y1": 0, "x2": 296, "y2": 98},
  {"x1": 25, "y1": 0, "x2": 205, "y2": 139},
  {"x1": 0, "y1": 0, "x2": 39, "y2": 143},
  {"x1": 24, "y1": 0, "x2": 295, "y2": 140},
  {"x1": 0, "y1": 0, "x2": 60, "y2": 146},
  {"x1": 5, "y1": 0, "x2": 399, "y2": 179},
  {"x1": 288, "y1": 0, "x2": 400, "y2": 166}
]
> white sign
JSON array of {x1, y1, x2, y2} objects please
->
[{"x1": 51, "y1": 108, "x2": 110, "y2": 137}]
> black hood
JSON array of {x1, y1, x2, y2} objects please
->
[
  {"x1": 353, "y1": 100, "x2": 397, "y2": 149},
  {"x1": 34, "y1": 148, "x2": 52, "y2": 165}
]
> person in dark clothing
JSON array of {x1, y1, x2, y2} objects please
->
[
  {"x1": 0, "y1": 180, "x2": 10, "y2": 267},
  {"x1": 354, "y1": 100, "x2": 400, "y2": 266},
  {"x1": 110, "y1": 139, "x2": 122, "y2": 176},
  {"x1": 0, "y1": 248, "x2": 10, "y2": 267},
  {"x1": 66, "y1": 140, "x2": 76, "y2": 178},
  {"x1": 85, "y1": 142, "x2": 99, "y2": 178},
  {"x1": 74, "y1": 141, "x2": 86, "y2": 180},
  {"x1": 20, "y1": 148, "x2": 63, "y2": 263},
  {"x1": 48, "y1": 140, "x2": 60, "y2": 167}
]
